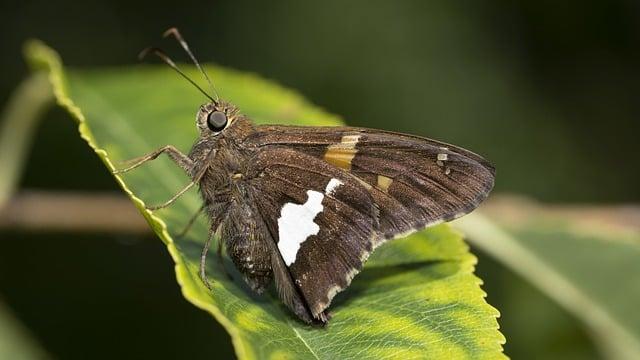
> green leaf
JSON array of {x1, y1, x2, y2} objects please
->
[
  {"x1": 25, "y1": 40, "x2": 505, "y2": 359},
  {"x1": 0, "y1": 299, "x2": 50, "y2": 360},
  {"x1": 456, "y1": 199, "x2": 640, "y2": 359},
  {"x1": 0, "y1": 72, "x2": 52, "y2": 207}
]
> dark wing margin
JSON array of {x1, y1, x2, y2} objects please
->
[
  {"x1": 246, "y1": 125, "x2": 495, "y2": 241},
  {"x1": 245, "y1": 148, "x2": 378, "y2": 323}
]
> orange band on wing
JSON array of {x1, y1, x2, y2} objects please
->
[{"x1": 324, "y1": 134, "x2": 360, "y2": 171}]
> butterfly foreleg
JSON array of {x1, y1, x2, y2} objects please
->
[
  {"x1": 113, "y1": 145, "x2": 193, "y2": 174},
  {"x1": 114, "y1": 145, "x2": 199, "y2": 210}
]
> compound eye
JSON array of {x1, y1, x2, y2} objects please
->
[{"x1": 207, "y1": 111, "x2": 228, "y2": 132}]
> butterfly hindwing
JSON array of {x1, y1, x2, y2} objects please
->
[{"x1": 245, "y1": 148, "x2": 379, "y2": 321}]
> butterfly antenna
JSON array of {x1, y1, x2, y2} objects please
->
[
  {"x1": 163, "y1": 27, "x2": 220, "y2": 101},
  {"x1": 139, "y1": 47, "x2": 216, "y2": 103}
]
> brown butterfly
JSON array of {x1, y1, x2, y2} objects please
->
[{"x1": 115, "y1": 28, "x2": 495, "y2": 325}]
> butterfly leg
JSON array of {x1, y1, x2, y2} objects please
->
[
  {"x1": 113, "y1": 145, "x2": 193, "y2": 174},
  {"x1": 199, "y1": 229, "x2": 232, "y2": 288},
  {"x1": 146, "y1": 181, "x2": 196, "y2": 210},
  {"x1": 113, "y1": 145, "x2": 196, "y2": 210},
  {"x1": 200, "y1": 227, "x2": 215, "y2": 290},
  {"x1": 146, "y1": 160, "x2": 210, "y2": 210},
  {"x1": 217, "y1": 237, "x2": 232, "y2": 280},
  {"x1": 175, "y1": 204, "x2": 206, "y2": 238}
]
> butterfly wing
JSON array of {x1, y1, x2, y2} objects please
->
[
  {"x1": 245, "y1": 148, "x2": 379, "y2": 322},
  {"x1": 242, "y1": 125, "x2": 494, "y2": 323},
  {"x1": 246, "y1": 125, "x2": 495, "y2": 241}
]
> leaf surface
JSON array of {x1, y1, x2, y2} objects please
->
[
  {"x1": 0, "y1": 299, "x2": 49, "y2": 360},
  {"x1": 456, "y1": 198, "x2": 640, "y2": 359},
  {"x1": 26, "y1": 40, "x2": 504, "y2": 360}
]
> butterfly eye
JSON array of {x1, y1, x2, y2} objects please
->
[{"x1": 207, "y1": 111, "x2": 228, "y2": 132}]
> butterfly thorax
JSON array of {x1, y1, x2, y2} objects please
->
[{"x1": 189, "y1": 115, "x2": 275, "y2": 293}]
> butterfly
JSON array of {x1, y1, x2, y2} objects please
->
[{"x1": 115, "y1": 28, "x2": 495, "y2": 325}]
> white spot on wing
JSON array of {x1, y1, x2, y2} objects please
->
[
  {"x1": 277, "y1": 190, "x2": 323, "y2": 266},
  {"x1": 325, "y1": 178, "x2": 343, "y2": 194},
  {"x1": 277, "y1": 178, "x2": 343, "y2": 266}
]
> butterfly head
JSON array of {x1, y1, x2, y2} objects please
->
[
  {"x1": 196, "y1": 101, "x2": 240, "y2": 137},
  {"x1": 139, "y1": 28, "x2": 238, "y2": 139}
]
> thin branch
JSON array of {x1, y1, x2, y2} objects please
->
[
  {"x1": 0, "y1": 191, "x2": 149, "y2": 234},
  {"x1": 479, "y1": 194, "x2": 640, "y2": 238},
  {"x1": 0, "y1": 192, "x2": 637, "y2": 238}
]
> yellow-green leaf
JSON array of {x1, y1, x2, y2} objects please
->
[{"x1": 25, "y1": 40, "x2": 505, "y2": 359}]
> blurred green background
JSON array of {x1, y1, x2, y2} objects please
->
[{"x1": 0, "y1": 0, "x2": 637, "y2": 358}]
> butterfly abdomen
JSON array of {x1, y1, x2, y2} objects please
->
[{"x1": 218, "y1": 198, "x2": 274, "y2": 294}]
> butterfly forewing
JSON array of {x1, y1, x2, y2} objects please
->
[{"x1": 247, "y1": 126, "x2": 495, "y2": 239}]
